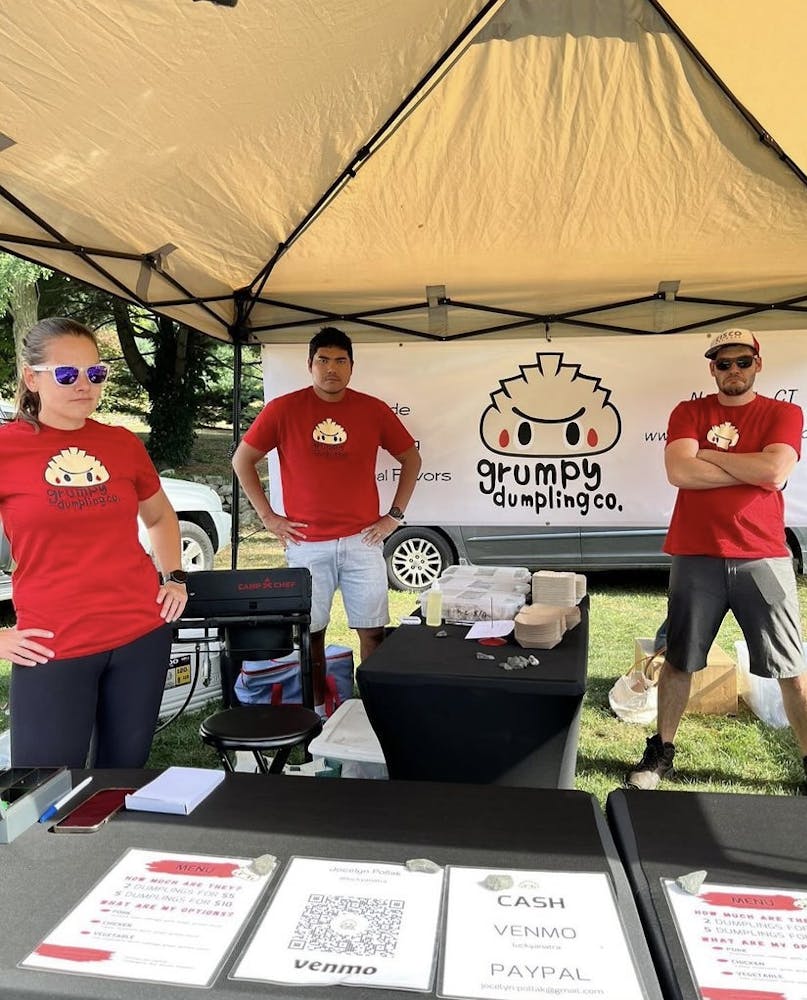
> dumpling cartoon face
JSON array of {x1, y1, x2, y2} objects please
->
[
  {"x1": 44, "y1": 447, "x2": 110, "y2": 486},
  {"x1": 479, "y1": 353, "x2": 621, "y2": 457},
  {"x1": 706, "y1": 421, "x2": 739, "y2": 451},
  {"x1": 312, "y1": 418, "x2": 347, "y2": 445}
]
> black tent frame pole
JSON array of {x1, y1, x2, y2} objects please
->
[
  {"x1": 230, "y1": 337, "x2": 242, "y2": 570},
  {"x1": 0, "y1": 186, "x2": 229, "y2": 332},
  {"x1": 649, "y1": 0, "x2": 807, "y2": 189},
  {"x1": 241, "y1": 0, "x2": 505, "y2": 322},
  {"x1": 229, "y1": 296, "x2": 250, "y2": 569}
]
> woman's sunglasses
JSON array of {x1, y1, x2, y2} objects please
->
[
  {"x1": 29, "y1": 363, "x2": 110, "y2": 385},
  {"x1": 713, "y1": 357, "x2": 755, "y2": 371}
]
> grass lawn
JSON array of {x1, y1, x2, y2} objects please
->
[
  {"x1": 1, "y1": 425, "x2": 805, "y2": 806},
  {"x1": 151, "y1": 543, "x2": 807, "y2": 803}
]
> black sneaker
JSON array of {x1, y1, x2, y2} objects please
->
[{"x1": 626, "y1": 734, "x2": 675, "y2": 790}]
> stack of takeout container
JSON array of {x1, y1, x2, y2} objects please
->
[
  {"x1": 531, "y1": 570, "x2": 586, "y2": 606},
  {"x1": 440, "y1": 564, "x2": 532, "y2": 596},
  {"x1": 420, "y1": 565, "x2": 531, "y2": 623},
  {"x1": 513, "y1": 604, "x2": 573, "y2": 649},
  {"x1": 419, "y1": 583, "x2": 524, "y2": 624},
  {"x1": 511, "y1": 571, "x2": 586, "y2": 649}
]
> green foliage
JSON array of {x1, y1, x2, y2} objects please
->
[
  {"x1": 0, "y1": 253, "x2": 54, "y2": 394},
  {"x1": 0, "y1": 328, "x2": 16, "y2": 399},
  {"x1": 0, "y1": 265, "x2": 255, "y2": 445},
  {"x1": 146, "y1": 319, "x2": 205, "y2": 468},
  {"x1": 0, "y1": 255, "x2": 51, "y2": 311}
]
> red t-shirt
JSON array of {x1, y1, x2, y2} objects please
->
[
  {"x1": 664, "y1": 393, "x2": 803, "y2": 558},
  {"x1": 243, "y1": 387, "x2": 416, "y2": 541},
  {"x1": 0, "y1": 418, "x2": 165, "y2": 658}
]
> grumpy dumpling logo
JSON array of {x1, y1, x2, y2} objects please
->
[
  {"x1": 479, "y1": 353, "x2": 621, "y2": 457},
  {"x1": 44, "y1": 447, "x2": 110, "y2": 486},
  {"x1": 707, "y1": 421, "x2": 739, "y2": 451},
  {"x1": 312, "y1": 418, "x2": 347, "y2": 445}
]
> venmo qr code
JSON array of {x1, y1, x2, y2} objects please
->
[{"x1": 289, "y1": 894, "x2": 404, "y2": 957}]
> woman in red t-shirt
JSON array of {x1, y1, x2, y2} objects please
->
[{"x1": 0, "y1": 317, "x2": 188, "y2": 767}]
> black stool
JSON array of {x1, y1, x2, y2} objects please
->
[{"x1": 199, "y1": 704, "x2": 323, "y2": 774}]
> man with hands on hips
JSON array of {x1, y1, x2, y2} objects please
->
[{"x1": 232, "y1": 327, "x2": 421, "y2": 715}]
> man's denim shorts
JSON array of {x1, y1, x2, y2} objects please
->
[{"x1": 286, "y1": 531, "x2": 388, "y2": 633}]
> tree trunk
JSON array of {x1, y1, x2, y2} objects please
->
[
  {"x1": 112, "y1": 298, "x2": 153, "y2": 390},
  {"x1": 10, "y1": 274, "x2": 39, "y2": 359}
]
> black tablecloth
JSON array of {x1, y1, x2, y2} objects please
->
[
  {"x1": 0, "y1": 769, "x2": 662, "y2": 999},
  {"x1": 358, "y1": 599, "x2": 588, "y2": 787},
  {"x1": 606, "y1": 788, "x2": 807, "y2": 1000}
]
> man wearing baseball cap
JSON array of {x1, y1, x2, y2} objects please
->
[{"x1": 627, "y1": 328, "x2": 807, "y2": 792}]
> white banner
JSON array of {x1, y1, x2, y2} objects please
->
[{"x1": 260, "y1": 333, "x2": 807, "y2": 527}]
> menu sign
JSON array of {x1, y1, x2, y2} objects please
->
[
  {"x1": 21, "y1": 849, "x2": 275, "y2": 987},
  {"x1": 664, "y1": 879, "x2": 807, "y2": 999}
]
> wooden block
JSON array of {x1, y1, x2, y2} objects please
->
[
  {"x1": 634, "y1": 637, "x2": 664, "y2": 678},
  {"x1": 687, "y1": 642, "x2": 737, "y2": 716},
  {"x1": 633, "y1": 637, "x2": 738, "y2": 716}
]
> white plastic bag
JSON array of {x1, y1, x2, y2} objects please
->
[
  {"x1": 608, "y1": 669, "x2": 659, "y2": 725},
  {"x1": 735, "y1": 641, "x2": 789, "y2": 729}
]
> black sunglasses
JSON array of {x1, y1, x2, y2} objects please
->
[{"x1": 713, "y1": 357, "x2": 755, "y2": 371}]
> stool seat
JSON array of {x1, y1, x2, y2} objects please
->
[{"x1": 200, "y1": 705, "x2": 322, "y2": 774}]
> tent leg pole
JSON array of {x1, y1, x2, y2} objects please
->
[{"x1": 230, "y1": 337, "x2": 243, "y2": 570}]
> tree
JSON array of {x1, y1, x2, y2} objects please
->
[
  {"x1": 0, "y1": 254, "x2": 52, "y2": 355},
  {"x1": 35, "y1": 273, "x2": 224, "y2": 467},
  {"x1": 2, "y1": 266, "x2": 248, "y2": 467},
  {"x1": 111, "y1": 299, "x2": 210, "y2": 468}
]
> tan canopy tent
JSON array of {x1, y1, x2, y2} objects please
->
[{"x1": 1, "y1": 0, "x2": 806, "y2": 345}]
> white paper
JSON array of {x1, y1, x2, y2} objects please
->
[
  {"x1": 664, "y1": 878, "x2": 807, "y2": 998},
  {"x1": 464, "y1": 621, "x2": 514, "y2": 639},
  {"x1": 232, "y1": 856, "x2": 445, "y2": 990},
  {"x1": 124, "y1": 766, "x2": 224, "y2": 815},
  {"x1": 440, "y1": 867, "x2": 645, "y2": 1000},
  {"x1": 21, "y1": 848, "x2": 276, "y2": 987}
]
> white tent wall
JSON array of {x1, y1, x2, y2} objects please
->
[
  {"x1": 1, "y1": 0, "x2": 807, "y2": 343},
  {"x1": 259, "y1": 331, "x2": 807, "y2": 529}
]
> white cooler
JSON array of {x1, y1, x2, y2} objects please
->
[
  {"x1": 308, "y1": 698, "x2": 388, "y2": 779},
  {"x1": 159, "y1": 628, "x2": 224, "y2": 719}
]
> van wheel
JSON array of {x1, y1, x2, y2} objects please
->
[
  {"x1": 179, "y1": 520, "x2": 215, "y2": 572},
  {"x1": 384, "y1": 528, "x2": 453, "y2": 592}
]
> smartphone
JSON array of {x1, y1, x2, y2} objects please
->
[{"x1": 50, "y1": 787, "x2": 135, "y2": 833}]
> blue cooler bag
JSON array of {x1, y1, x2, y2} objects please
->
[{"x1": 233, "y1": 644, "x2": 355, "y2": 715}]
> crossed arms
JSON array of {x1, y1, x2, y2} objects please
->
[{"x1": 665, "y1": 438, "x2": 798, "y2": 491}]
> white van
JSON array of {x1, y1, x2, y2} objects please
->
[{"x1": 0, "y1": 476, "x2": 231, "y2": 603}]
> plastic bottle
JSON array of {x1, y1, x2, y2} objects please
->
[{"x1": 425, "y1": 580, "x2": 443, "y2": 627}]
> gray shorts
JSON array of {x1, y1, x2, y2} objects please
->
[{"x1": 667, "y1": 555, "x2": 806, "y2": 679}]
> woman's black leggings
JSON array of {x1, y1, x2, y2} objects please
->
[{"x1": 10, "y1": 624, "x2": 173, "y2": 768}]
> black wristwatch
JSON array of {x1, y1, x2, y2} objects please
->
[
  {"x1": 387, "y1": 506, "x2": 406, "y2": 523},
  {"x1": 163, "y1": 570, "x2": 189, "y2": 586}
]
